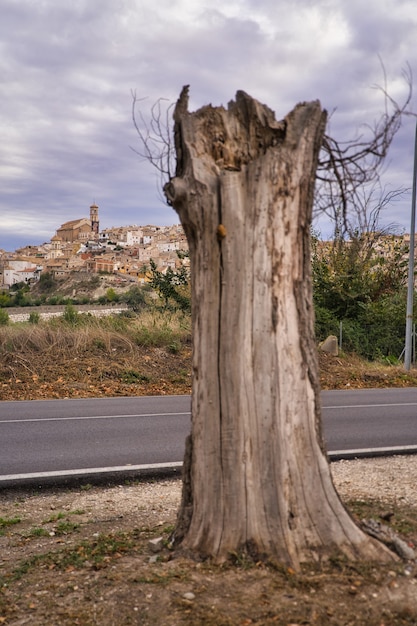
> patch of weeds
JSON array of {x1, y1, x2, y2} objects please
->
[
  {"x1": 168, "y1": 341, "x2": 180, "y2": 354},
  {"x1": 346, "y1": 498, "x2": 381, "y2": 520},
  {"x1": 8, "y1": 531, "x2": 138, "y2": 582},
  {"x1": 389, "y1": 511, "x2": 417, "y2": 537},
  {"x1": 264, "y1": 559, "x2": 319, "y2": 592},
  {"x1": 227, "y1": 550, "x2": 257, "y2": 570},
  {"x1": 132, "y1": 566, "x2": 190, "y2": 585},
  {"x1": 169, "y1": 368, "x2": 189, "y2": 384},
  {"x1": 0, "y1": 516, "x2": 21, "y2": 535},
  {"x1": 325, "y1": 551, "x2": 383, "y2": 583},
  {"x1": 80, "y1": 483, "x2": 93, "y2": 491},
  {"x1": 28, "y1": 527, "x2": 50, "y2": 538},
  {"x1": 59, "y1": 532, "x2": 136, "y2": 570},
  {"x1": 0, "y1": 516, "x2": 21, "y2": 527},
  {"x1": 54, "y1": 521, "x2": 80, "y2": 535},
  {"x1": 43, "y1": 512, "x2": 66, "y2": 524},
  {"x1": 171, "y1": 599, "x2": 235, "y2": 625},
  {"x1": 9, "y1": 554, "x2": 43, "y2": 581},
  {"x1": 347, "y1": 499, "x2": 417, "y2": 540},
  {"x1": 69, "y1": 509, "x2": 85, "y2": 516},
  {"x1": 121, "y1": 369, "x2": 150, "y2": 383},
  {"x1": 92, "y1": 338, "x2": 106, "y2": 350}
]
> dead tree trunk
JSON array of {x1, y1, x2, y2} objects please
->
[{"x1": 165, "y1": 87, "x2": 395, "y2": 568}]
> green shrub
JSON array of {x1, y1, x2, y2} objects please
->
[
  {"x1": 28, "y1": 311, "x2": 40, "y2": 324},
  {"x1": 122, "y1": 286, "x2": 147, "y2": 312},
  {"x1": 63, "y1": 303, "x2": 79, "y2": 325},
  {"x1": 0, "y1": 293, "x2": 12, "y2": 307},
  {"x1": 105, "y1": 288, "x2": 119, "y2": 302},
  {"x1": 0, "y1": 309, "x2": 9, "y2": 325},
  {"x1": 312, "y1": 232, "x2": 409, "y2": 361}
]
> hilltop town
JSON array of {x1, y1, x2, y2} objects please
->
[
  {"x1": 1, "y1": 203, "x2": 415, "y2": 294},
  {"x1": 0, "y1": 204, "x2": 188, "y2": 289}
]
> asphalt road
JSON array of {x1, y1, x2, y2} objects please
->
[
  {"x1": 321, "y1": 387, "x2": 417, "y2": 455},
  {"x1": 1, "y1": 388, "x2": 417, "y2": 483}
]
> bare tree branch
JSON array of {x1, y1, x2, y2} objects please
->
[
  {"x1": 130, "y1": 91, "x2": 175, "y2": 202},
  {"x1": 132, "y1": 65, "x2": 415, "y2": 232},
  {"x1": 315, "y1": 62, "x2": 414, "y2": 237}
]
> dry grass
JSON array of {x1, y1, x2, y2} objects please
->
[
  {"x1": 0, "y1": 309, "x2": 191, "y2": 355},
  {"x1": 0, "y1": 310, "x2": 192, "y2": 400},
  {"x1": 1, "y1": 308, "x2": 417, "y2": 401}
]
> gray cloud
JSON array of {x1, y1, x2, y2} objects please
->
[{"x1": 0, "y1": 0, "x2": 416, "y2": 250}]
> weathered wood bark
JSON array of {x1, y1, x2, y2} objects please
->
[{"x1": 165, "y1": 87, "x2": 395, "y2": 567}]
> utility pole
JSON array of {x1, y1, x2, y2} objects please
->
[{"x1": 404, "y1": 119, "x2": 417, "y2": 370}]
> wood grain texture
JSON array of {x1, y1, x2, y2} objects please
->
[{"x1": 166, "y1": 88, "x2": 395, "y2": 567}]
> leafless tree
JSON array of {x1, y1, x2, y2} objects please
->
[
  {"x1": 315, "y1": 63, "x2": 413, "y2": 237},
  {"x1": 130, "y1": 91, "x2": 175, "y2": 203},
  {"x1": 132, "y1": 65, "x2": 414, "y2": 237}
]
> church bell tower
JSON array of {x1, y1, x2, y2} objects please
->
[{"x1": 90, "y1": 203, "x2": 99, "y2": 237}]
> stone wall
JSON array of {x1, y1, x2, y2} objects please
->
[{"x1": 6, "y1": 304, "x2": 128, "y2": 323}]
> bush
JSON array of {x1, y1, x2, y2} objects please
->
[
  {"x1": 314, "y1": 306, "x2": 340, "y2": 343},
  {"x1": 37, "y1": 272, "x2": 57, "y2": 293},
  {"x1": 105, "y1": 288, "x2": 119, "y2": 303},
  {"x1": 28, "y1": 311, "x2": 40, "y2": 324},
  {"x1": 122, "y1": 286, "x2": 147, "y2": 312},
  {"x1": 63, "y1": 303, "x2": 79, "y2": 326},
  {"x1": 0, "y1": 293, "x2": 12, "y2": 307},
  {"x1": 0, "y1": 309, "x2": 9, "y2": 325},
  {"x1": 312, "y1": 232, "x2": 410, "y2": 361}
]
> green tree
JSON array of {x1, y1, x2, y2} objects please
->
[
  {"x1": 312, "y1": 231, "x2": 409, "y2": 358},
  {"x1": 37, "y1": 272, "x2": 57, "y2": 293},
  {"x1": 105, "y1": 287, "x2": 119, "y2": 302},
  {"x1": 123, "y1": 285, "x2": 147, "y2": 312},
  {"x1": 0, "y1": 292, "x2": 12, "y2": 308},
  {"x1": 147, "y1": 255, "x2": 190, "y2": 312},
  {"x1": 12, "y1": 285, "x2": 31, "y2": 307}
]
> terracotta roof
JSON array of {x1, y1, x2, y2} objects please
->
[{"x1": 58, "y1": 218, "x2": 89, "y2": 229}]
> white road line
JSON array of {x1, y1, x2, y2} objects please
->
[
  {"x1": 0, "y1": 462, "x2": 183, "y2": 482},
  {"x1": 323, "y1": 403, "x2": 417, "y2": 410},
  {"x1": 328, "y1": 444, "x2": 417, "y2": 457},
  {"x1": 3, "y1": 446, "x2": 417, "y2": 482},
  {"x1": 0, "y1": 412, "x2": 191, "y2": 424}
]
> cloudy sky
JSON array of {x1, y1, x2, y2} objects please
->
[{"x1": 1, "y1": 0, "x2": 416, "y2": 251}]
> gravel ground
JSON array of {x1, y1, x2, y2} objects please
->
[
  {"x1": 2, "y1": 455, "x2": 414, "y2": 538},
  {"x1": 2, "y1": 455, "x2": 417, "y2": 626},
  {"x1": 29, "y1": 453, "x2": 417, "y2": 517},
  {"x1": 46, "y1": 454, "x2": 417, "y2": 518},
  {"x1": 331, "y1": 454, "x2": 417, "y2": 506}
]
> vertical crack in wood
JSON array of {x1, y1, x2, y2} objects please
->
[
  {"x1": 167, "y1": 91, "x2": 395, "y2": 565},
  {"x1": 216, "y1": 174, "x2": 226, "y2": 553}
]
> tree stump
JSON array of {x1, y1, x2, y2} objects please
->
[{"x1": 165, "y1": 87, "x2": 395, "y2": 567}]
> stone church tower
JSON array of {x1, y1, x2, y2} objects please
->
[{"x1": 90, "y1": 203, "x2": 99, "y2": 236}]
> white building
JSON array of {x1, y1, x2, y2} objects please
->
[{"x1": 3, "y1": 260, "x2": 42, "y2": 286}]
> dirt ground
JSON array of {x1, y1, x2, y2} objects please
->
[
  {"x1": 1, "y1": 350, "x2": 417, "y2": 625},
  {"x1": 0, "y1": 345, "x2": 193, "y2": 402},
  {"x1": 1, "y1": 476, "x2": 417, "y2": 626},
  {"x1": 1, "y1": 346, "x2": 417, "y2": 402},
  {"x1": 1, "y1": 471, "x2": 417, "y2": 626}
]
